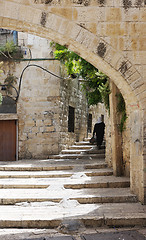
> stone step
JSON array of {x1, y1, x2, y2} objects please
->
[
  {"x1": 0, "y1": 188, "x2": 137, "y2": 205},
  {"x1": 87, "y1": 149, "x2": 105, "y2": 154},
  {"x1": 75, "y1": 140, "x2": 105, "y2": 146},
  {"x1": 83, "y1": 139, "x2": 106, "y2": 145},
  {"x1": 84, "y1": 138, "x2": 93, "y2": 142},
  {"x1": 61, "y1": 149, "x2": 105, "y2": 155},
  {"x1": 0, "y1": 170, "x2": 73, "y2": 178},
  {"x1": 0, "y1": 202, "x2": 145, "y2": 228},
  {"x1": 75, "y1": 141, "x2": 92, "y2": 146},
  {"x1": 85, "y1": 168, "x2": 112, "y2": 175},
  {"x1": 68, "y1": 145, "x2": 93, "y2": 150},
  {"x1": 0, "y1": 168, "x2": 112, "y2": 178},
  {"x1": 0, "y1": 139, "x2": 145, "y2": 230},
  {"x1": 85, "y1": 164, "x2": 108, "y2": 169},
  {"x1": 0, "y1": 175, "x2": 129, "y2": 189},
  {"x1": 0, "y1": 165, "x2": 74, "y2": 171},
  {"x1": 0, "y1": 183, "x2": 49, "y2": 189},
  {"x1": 49, "y1": 154, "x2": 105, "y2": 159},
  {"x1": 63, "y1": 176, "x2": 130, "y2": 189},
  {"x1": 0, "y1": 161, "x2": 108, "y2": 171}
]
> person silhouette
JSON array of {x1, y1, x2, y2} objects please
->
[{"x1": 93, "y1": 116, "x2": 105, "y2": 149}]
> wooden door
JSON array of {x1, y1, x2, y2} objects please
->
[{"x1": 0, "y1": 120, "x2": 16, "y2": 161}]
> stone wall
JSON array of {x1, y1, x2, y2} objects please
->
[
  {"x1": 0, "y1": 33, "x2": 89, "y2": 158},
  {"x1": 17, "y1": 62, "x2": 61, "y2": 159},
  {"x1": 0, "y1": 60, "x2": 61, "y2": 159},
  {"x1": 89, "y1": 103, "x2": 113, "y2": 167},
  {"x1": 122, "y1": 115, "x2": 130, "y2": 177},
  {"x1": 59, "y1": 68, "x2": 88, "y2": 151},
  {"x1": 17, "y1": 33, "x2": 61, "y2": 158}
]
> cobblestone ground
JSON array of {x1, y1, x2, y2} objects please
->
[{"x1": 0, "y1": 227, "x2": 146, "y2": 240}]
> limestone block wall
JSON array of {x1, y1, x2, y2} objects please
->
[
  {"x1": 0, "y1": 59, "x2": 61, "y2": 159},
  {"x1": 0, "y1": 32, "x2": 90, "y2": 158},
  {"x1": 18, "y1": 33, "x2": 62, "y2": 158},
  {"x1": 89, "y1": 103, "x2": 112, "y2": 167},
  {"x1": 17, "y1": 61, "x2": 61, "y2": 159},
  {"x1": 59, "y1": 74, "x2": 88, "y2": 151},
  {"x1": 122, "y1": 115, "x2": 130, "y2": 177}
]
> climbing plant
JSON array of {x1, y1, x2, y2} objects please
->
[
  {"x1": 51, "y1": 43, "x2": 127, "y2": 132},
  {"x1": 0, "y1": 41, "x2": 23, "y2": 60},
  {"x1": 98, "y1": 81, "x2": 111, "y2": 114},
  {"x1": 4, "y1": 74, "x2": 17, "y2": 94},
  {"x1": 116, "y1": 92, "x2": 127, "y2": 133},
  {"x1": 50, "y1": 42, "x2": 110, "y2": 109}
]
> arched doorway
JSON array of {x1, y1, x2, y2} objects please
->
[{"x1": 0, "y1": 2, "x2": 145, "y2": 204}]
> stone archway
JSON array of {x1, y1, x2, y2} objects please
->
[{"x1": 0, "y1": 1, "x2": 145, "y2": 203}]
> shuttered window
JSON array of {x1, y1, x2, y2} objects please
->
[{"x1": 68, "y1": 106, "x2": 75, "y2": 132}]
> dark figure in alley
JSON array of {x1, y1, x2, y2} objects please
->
[{"x1": 93, "y1": 116, "x2": 105, "y2": 149}]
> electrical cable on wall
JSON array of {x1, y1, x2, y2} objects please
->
[{"x1": 16, "y1": 63, "x2": 66, "y2": 102}]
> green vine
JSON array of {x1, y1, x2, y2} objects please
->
[
  {"x1": 116, "y1": 93, "x2": 127, "y2": 133},
  {"x1": 50, "y1": 42, "x2": 110, "y2": 108},
  {"x1": 99, "y1": 81, "x2": 111, "y2": 114}
]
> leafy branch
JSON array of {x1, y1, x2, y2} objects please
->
[
  {"x1": 99, "y1": 81, "x2": 111, "y2": 113},
  {"x1": 116, "y1": 92, "x2": 127, "y2": 133},
  {"x1": 51, "y1": 42, "x2": 110, "y2": 107}
]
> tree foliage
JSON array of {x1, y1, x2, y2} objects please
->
[{"x1": 51, "y1": 42, "x2": 110, "y2": 108}]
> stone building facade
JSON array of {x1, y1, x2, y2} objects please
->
[
  {"x1": 0, "y1": 0, "x2": 145, "y2": 203},
  {"x1": 0, "y1": 32, "x2": 92, "y2": 159}
]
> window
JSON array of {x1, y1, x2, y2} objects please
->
[
  {"x1": 88, "y1": 113, "x2": 92, "y2": 133},
  {"x1": 68, "y1": 106, "x2": 75, "y2": 132}
]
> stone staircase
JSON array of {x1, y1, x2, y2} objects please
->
[{"x1": 0, "y1": 140, "x2": 145, "y2": 229}]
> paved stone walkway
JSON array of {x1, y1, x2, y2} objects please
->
[
  {"x1": 0, "y1": 228, "x2": 146, "y2": 240},
  {"x1": 0, "y1": 141, "x2": 145, "y2": 236}
]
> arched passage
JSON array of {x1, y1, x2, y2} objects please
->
[{"x1": 0, "y1": 1, "x2": 145, "y2": 203}]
